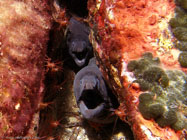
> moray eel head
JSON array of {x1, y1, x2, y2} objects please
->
[
  {"x1": 79, "y1": 75, "x2": 104, "y2": 109},
  {"x1": 68, "y1": 39, "x2": 91, "y2": 67},
  {"x1": 73, "y1": 60, "x2": 118, "y2": 123},
  {"x1": 66, "y1": 17, "x2": 93, "y2": 68}
]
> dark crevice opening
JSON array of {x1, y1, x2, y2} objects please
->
[{"x1": 59, "y1": 0, "x2": 89, "y2": 18}]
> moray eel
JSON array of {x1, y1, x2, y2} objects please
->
[
  {"x1": 66, "y1": 17, "x2": 93, "y2": 70},
  {"x1": 73, "y1": 58, "x2": 119, "y2": 124}
]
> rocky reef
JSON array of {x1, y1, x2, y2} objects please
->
[
  {"x1": 88, "y1": 0, "x2": 187, "y2": 139},
  {"x1": 0, "y1": 0, "x2": 51, "y2": 137}
]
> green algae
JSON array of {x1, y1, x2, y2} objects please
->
[
  {"x1": 156, "y1": 110, "x2": 178, "y2": 127},
  {"x1": 179, "y1": 52, "x2": 187, "y2": 67},
  {"x1": 176, "y1": 0, "x2": 187, "y2": 10},
  {"x1": 127, "y1": 53, "x2": 187, "y2": 131},
  {"x1": 175, "y1": 41, "x2": 187, "y2": 51},
  {"x1": 172, "y1": 27, "x2": 187, "y2": 41},
  {"x1": 169, "y1": 16, "x2": 187, "y2": 28}
]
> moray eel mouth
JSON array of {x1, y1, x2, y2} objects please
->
[
  {"x1": 80, "y1": 88, "x2": 104, "y2": 109},
  {"x1": 78, "y1": 75, "x2": 107, "y2": 119},
  {"x1": 69, "y1": 40, "x2": 89, "y2": 67},
  {"x1": 72, "y1": 48, "x2": 88, "y2": 67}
]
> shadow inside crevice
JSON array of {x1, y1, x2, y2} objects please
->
[{"x1": 58, "y1": 0, "x2": 89, "y2": 18}]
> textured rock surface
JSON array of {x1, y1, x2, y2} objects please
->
[
  {"x1": 88, "y1": 0, "x2": 187, "y2": 139},
  {"x1": 0, "y1": 0, "x2": 51, "y2": 137}
]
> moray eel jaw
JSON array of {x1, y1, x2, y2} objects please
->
[
  {"x1": 79, "y1": 101, "x2": 105, "y2": 120},
  {"x1": 77, "y1": 74, "x2": 116, "y2": 123}
]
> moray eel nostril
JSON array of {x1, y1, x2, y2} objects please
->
[
  {"x1": 73, "y1": 57, "x2": 119, "y2": 124},
  {"x1": 80, "y1": 75, "x2": 98, "y2": 90}
]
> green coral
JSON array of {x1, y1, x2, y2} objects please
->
[
  {"x1": 176, "y1": 0, "x2": 187, "y2": 10},
  {"x1": 172, "y1": 114, "x2": 187, "y2": 131},
  {"x1": 172, "y1": 27, "x2": 187, "y2": 41},
  {"x1": 135, "y1": 79, "x2": 150, "y2": 91},
  {"x1": 127, "y1": 60, "x2": 139, "y2": 72},
  {"x1": 156, "y1": 110, "x2": 178, "y2": 127},
  {"x1": 128, "y1": 53, "x2": 187, "y2": 131},
  {"x1": 179, "y1": 52, "x2": 187, "y2": 67},
  {"x1": 139, "y1": 96, "x2": 165, "y2": 120},
  {"x1": 143, "y1": 67, "x2": 169, "y2": 87},
  {"x1": 169, "y1": 16, "x2": 187, "y2": 28},
  {"x1": 169, "y1": 3, "x2": 187, "y2": 60},
  {"x1": 175, "y1": 41, "x2": 187, "y2": 51},
  {"x1": 139, "y1": 92, "x2": 154, "y2": 103}
]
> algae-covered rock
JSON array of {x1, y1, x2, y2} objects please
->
[
  {"x1": 0, "y1": 0, "x2": 51, "y2": 137},
  {"x1": 88, "y1": 0, "x2": 186, "y2": 139}
]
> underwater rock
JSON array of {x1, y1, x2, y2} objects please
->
[
  {"x1": 0, "y1": 0, "x2": 51, "y2": 137},
  {"x1": 88, "y1": 0, "x2": 187, "y2": 139}
]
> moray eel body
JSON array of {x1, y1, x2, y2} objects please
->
[
  {"x1": 73, "y1": 58, "x2": 119, "y2": 124},
  {"x1": 66, "y1": 17, "x2": 93, "y2": 70}
]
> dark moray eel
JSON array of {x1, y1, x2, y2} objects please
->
[
  {"x1": 73, "y1": 58, "x2": 119, "y2": 124},
  {"x1": 66, "y1": 17, "x2": 93, "y2": 71}
]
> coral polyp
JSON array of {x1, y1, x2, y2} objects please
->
[
  {"x1": 175, "y1": 41, "x2": 187, "y2": 51},
  {"x1": 143, "y1": 67, "x2": 169, "y2": 87}
]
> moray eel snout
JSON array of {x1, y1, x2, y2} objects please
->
[
  {"x1": 74, "y1": 58, "x2": 119, "y2": 124},
  {"x1": 80, "y1": 75, "x2": 99, "y2": 90}
]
